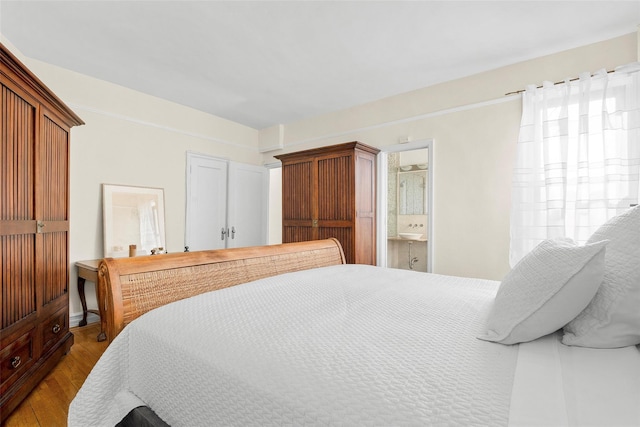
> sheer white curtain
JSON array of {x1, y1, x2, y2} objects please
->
[{"x1": 510, "y1": 64, "x2": 640, "y2": 266}]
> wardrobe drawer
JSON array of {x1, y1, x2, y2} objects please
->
[
  {"x1": 0, "y1": 329, "x2": 35, "y2": 390},
  {"x1": 42, "y1": 308, "x2": 68, "y2": 354}
]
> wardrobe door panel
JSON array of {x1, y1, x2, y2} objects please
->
[
  {"x1": 38, "y1": 115, "x2": 70, "y2": 305},
  {"x1": 1, "y1": 85, "x2": 38, "y2": 329},
  {"x1": 0, "y1": 235, "x2": 36, "y2": 329},
  {"x1": 282, "y1": 161, "x2": 313, "y2": 221},
  {"x1": 39, "y1": 115, "x2": 69, "y2": 221},
  {"x1": 355, "y1": 151, "x2": 376, "y2": 219},
  {"x1": 354, "y1": 150, "x2": 376, "y2": 265},
  {"x1": 41, "y1": 232, "x2": 68, "y2": 304},
  {"x1": 282, "y1": 160, "x2": 314, "y2": 243},
  {"x1": 317, "y1": 155, "x2": 353, "y2": 222},
  {"x1": 1, "y1": 86, "x2": 36, "y2": 222}
]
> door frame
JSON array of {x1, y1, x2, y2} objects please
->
[{"x1": 377, "y1": 139, "x2": 434, "y2": 272}]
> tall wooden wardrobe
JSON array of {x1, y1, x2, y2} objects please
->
[
  {"x1": 276, "y1": 142, "x2": 379, "y2": 265},
  {"x1": 0, "y1": 43, "x2": 84, "y2": 420}
]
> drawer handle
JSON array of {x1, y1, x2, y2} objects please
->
[
  {"x1": 52, "y1": 324, "x2": 61, "y2": 334},
  {"x1": 10, "y1": 356, "x2": 21, "y2": 369}
]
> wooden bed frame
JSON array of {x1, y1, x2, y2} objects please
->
[{"x1": 96, "y1": 239, "x2": 346, "y2": 342}]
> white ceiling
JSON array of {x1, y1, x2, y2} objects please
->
[{"x1": 1, "y1": 1, "x2": 639, "y2": 130}]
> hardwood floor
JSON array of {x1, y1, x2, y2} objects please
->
[{"x1": 3, "y1": 322, "x2": 107, "y2": 427}]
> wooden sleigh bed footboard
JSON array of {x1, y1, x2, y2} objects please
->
[{"x1": 97, "y1": 238, "x2": 346, "y2": 342}]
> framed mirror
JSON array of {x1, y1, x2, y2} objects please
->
[
  {"x1": 102, "y1": 184, "x2": 166, "y2": 257},
  {"x1": 398, "y1": 168, "x2": 427, "y2": 215}
]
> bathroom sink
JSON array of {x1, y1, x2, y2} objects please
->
[{"x1": 398, "y1": 233, "x2": 423, "y2": 240}]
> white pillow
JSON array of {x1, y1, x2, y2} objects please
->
[
  {"x1": 479, "y1": 237, "x2": 607, "y2": 345},
  {"x1": 563, "y1": 205, "x2": 640, "y2": 348}
]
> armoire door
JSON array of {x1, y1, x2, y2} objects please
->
[
  {"x1": 185, "y1": 152, "x2": 268, "y2": 251},
  {"x1": 1, "y1": 83, "x2": 39, "y2": 337},
  {"x1": 315, "y1": 151, "x2": 355, "y2": 259},
  {"x1": 281, "y1": 156, "x2": 315, "y2": 242}
]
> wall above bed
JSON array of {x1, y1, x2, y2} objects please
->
[{"x1": 263, "y1": 32, "x2": 638, "y2": 282}]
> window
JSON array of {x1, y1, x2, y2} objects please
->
[{"x1": 510, "y1": 66, "x2": 640, "y2": 266}]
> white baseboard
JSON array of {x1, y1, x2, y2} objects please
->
[{"x1": 69, "y1": 312, "x2": 100, "y2": 328}]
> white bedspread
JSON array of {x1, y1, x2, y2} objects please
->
[
  {"x1": 70, "y1": 265, "x2": 518, "y2": 426},
  {"x1": 70, "y1": 264, "x2": 639, "y2": 426}
]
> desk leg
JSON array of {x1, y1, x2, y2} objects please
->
[
  {"x1": 78, "y1": 277, "x2": 88, "y2": 327},
  {"x1": 95, "y1": 272, "x2": 107, "y2": 342}
]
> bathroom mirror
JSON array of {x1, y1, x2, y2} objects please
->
[
  {"x1": 398, "y1": 168, "x2": 427, "y2": 215},
  {"x1": 103, "y1": 184, "x2": 166, "y2": 257}
]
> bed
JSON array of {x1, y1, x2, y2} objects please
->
[{"x1": 69, "y1": 214, "x2": 640, "y2": 426}]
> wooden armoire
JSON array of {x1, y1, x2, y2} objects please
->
[
  {"x1": 0, "y1": 43, "x2": 84, "y2": 420},
  {"x1": 275, "y1": 142, "x2": 379, "y2": 265}
]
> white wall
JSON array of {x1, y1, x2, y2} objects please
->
[{"x1": 263, "y1": 32, "x2": 638, "y2": 281}]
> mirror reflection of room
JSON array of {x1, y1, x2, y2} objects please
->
[
  {"x1": 111, "y1": 193, "x2": 161, "y2": 253},
  {"x1": 102, "y1": 185, "x2": 166, "y2": 258},
  {"x1": 387, "y1": 149, "x2": 428, "y2": 272},
  {"x1": 398, "y1": 167, "x2": 427, "y2": 215}
]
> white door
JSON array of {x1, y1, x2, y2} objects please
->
[
  {"x1": 227, "y1": 162, "x2": 268, "y2": 248},
  {"x1": 185, "y1": 153, "x2": 228, "y2": 251},
  {"x1": 186, "y1": 153, "x2": 268, "y2": 251}
]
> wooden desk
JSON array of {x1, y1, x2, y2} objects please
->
[{"x1": 75, "y1": 260, "x2": 106, "y2": 341}]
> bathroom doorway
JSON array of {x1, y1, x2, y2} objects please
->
[{"x1": 377, "y1": 140, "x2": 433, "y2": 272}]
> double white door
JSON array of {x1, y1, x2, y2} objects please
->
[{"x1": 185, "y1": 152, "x2": 268, "y2": 251}]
